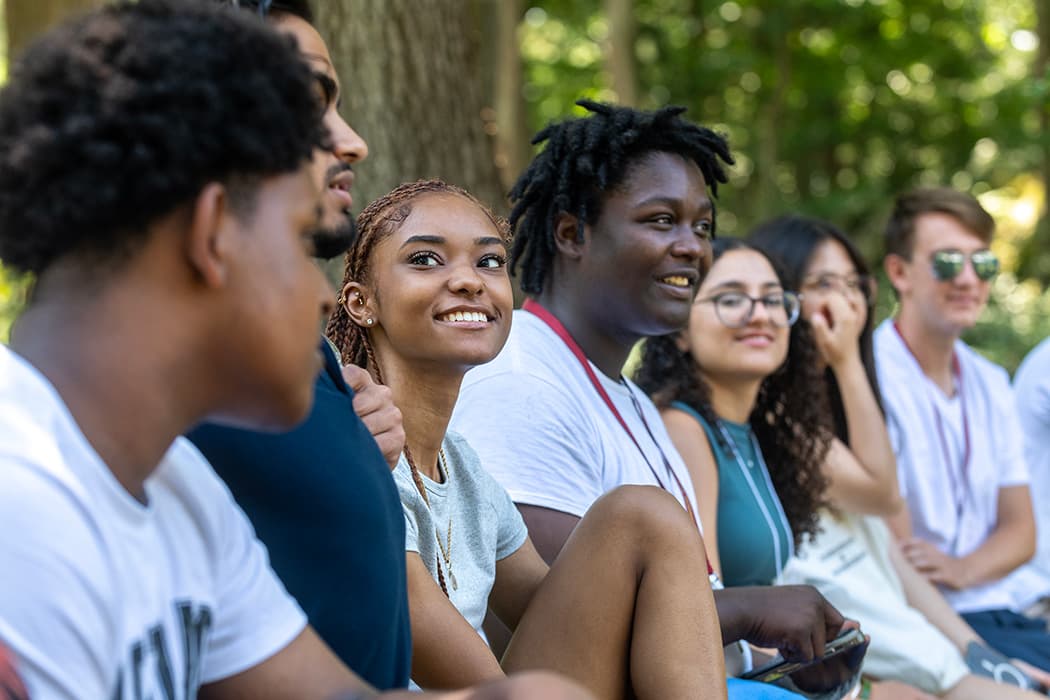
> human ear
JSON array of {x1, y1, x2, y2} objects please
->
[
  {"x1": 184, "y1": 182, "x2": 232, "y2": 288},
  {"x1": 341, "y1": 281, "x2": 378, "y2": 328},
  {"x1": 883, "y1": 253, "x2": 909, "y2": 296},
  {"x1": 552, "y1": 211, "x2": 586, "y2": 261}
]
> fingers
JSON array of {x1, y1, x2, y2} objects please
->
[{"x1": 340, "y1": 363, "x2": 372, "y2": 393}]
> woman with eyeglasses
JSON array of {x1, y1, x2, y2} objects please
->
[
  {"x1": 748, "y1": 215, "x2": 1050, "y2": 700},
  {"x1": 635, "y1": 238, "x2": 833, "y2": 589}
]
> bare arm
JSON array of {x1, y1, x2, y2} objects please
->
[
  {"x1": 404, "y1": 553, "x2": 505, "y2": 690},
  {"x1": 888, "y1": 537, "x2": 979, "y2": 651},
  {"x1": 661, "y1": 408, "x2": 723, "y2": 575},
  {"x1": 901, "y1": 485, "x2": 1036, "y2": 590},
  {"x1": 198, "y1": 626, "x2": 400, "y2": 700},
  {"x1": 201, "y1": 624, "x2": 590, "y2": 700},
  {"x1": 487, "y1": 539, "x2": 550, "y2": 633},
  {"x1": 515, "y1": 505, "x2": 581, "y2": 566},
  {"x1": 811, "y1": 294, "x2": 901, "y2": 516}
]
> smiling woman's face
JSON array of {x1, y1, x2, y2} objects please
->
[
  {"x1": 364, "y1": 192, "x2": 513, "y2": 372},
  {"x1": 682, "y1": 248, "x2": 791, "y2": 383}
]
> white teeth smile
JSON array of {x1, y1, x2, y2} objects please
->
[
  {"x1": 439, "y1": 311, "x2": 489, "y2": 323},
  {"x1": 661, "y1": 275, "x2": 691, "y2": 288}
]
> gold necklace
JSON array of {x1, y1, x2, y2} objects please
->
[{"x1": 434, "y1": 448, "x2": 457, "y2": 591}]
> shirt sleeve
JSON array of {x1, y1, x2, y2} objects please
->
[
  {"x1": 996, "y1": 385, "x2": 1030, "y2": 488},
  {"x1": 197, "y1": 458, "x2": 307, "y2": 684},
  {"x1": 492, "y1": 479, "x2": 529, "y2": 561},
  {"x1": 452, "y1": 371, "x2": 606, "y2": 519},
  {"x1": 0, "y1": 464, "x2": 117, "y2": 700}
]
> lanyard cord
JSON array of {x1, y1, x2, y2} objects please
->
[
  {"x1": 522, "y1": 299, "x2": 713, "y2": 576},
  {"x1": 892, "y1": 322, "x2": 971, "y2": 553},
  {"x1": 714, "y1": 421, "x2": 795, "y2": 579}
]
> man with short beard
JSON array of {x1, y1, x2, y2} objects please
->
[{"x1": 188, "y1": 0, "x2": 412, "y2": 690}]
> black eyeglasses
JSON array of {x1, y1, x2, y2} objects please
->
[
  {"x1": 930, "y1": 249, "x2": 999, "y2": 282},
  {"x1": 695, "y1": 290, "x2": 801, "y2": 329}
]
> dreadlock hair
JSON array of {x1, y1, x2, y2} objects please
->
[
  {"x1": 325, "y1": 179, "x2": 510, "y2": 596},
  {"x1": 507, "y1": 99, "x2": 734, "y2": 295},
  {"x1": 634, "y1": 238, "x2": 832, "y2": 547},
  {"x1": 748, "y1": 215, "x2": 884, "y2": 448}
]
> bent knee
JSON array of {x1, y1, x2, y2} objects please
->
[{"x1": 588, "y1": 485, "x2": 698, "y2": 539}]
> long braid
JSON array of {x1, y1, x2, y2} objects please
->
[
  {"x1": 509, "y1": 99, "x2": 735, "y2": 294},
  {"x1": 325, "y1": 179, "x2": 510, "y2": 598}
]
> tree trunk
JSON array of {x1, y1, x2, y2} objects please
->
[
  {"x1": 491, "y1": 0, "x2": 530, "y2": 191},
  {"x1": 604, "y1": 0, "x2": 638, "y2": 106},
  {"x1": 315, "y1": 0, "x2": 506, "y2": 215},
  {"x1": 5, "y1": 0, "x2": 98, "y2": 63}
]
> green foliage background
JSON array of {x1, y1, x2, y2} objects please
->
[
  {"x1": 0, "y1": 0, "x2": 28, "y2": 345},
  {"x1": 520, "y1": 0, "x2": 1050, "y2": 371},
  {"x1": 0, "y1": 0, "x2": 1047, "y2": 370}
]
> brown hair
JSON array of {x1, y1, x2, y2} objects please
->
[
  {"x1": 324, "y1": 178, "x2": 510, "y2": 595},
  {"x1": 884, "y1": 187, "x2": 995, "y2": 259}
]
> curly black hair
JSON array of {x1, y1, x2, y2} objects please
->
[
  {"x1": 748, "y1": 215, "x2": 884, "y2": 447},
  {"x1": 508, "y1": 99, "x2": 734, "y2": 294},
  {"x1": 0, "y1": 0, "x2": 329, "y2": 276},
  {"x1": 634, "y1": 238, "x2": 832, "y2": 547}
]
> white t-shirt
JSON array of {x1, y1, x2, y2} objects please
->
[
  {"x1": 781, "y1": 513, "x2": 969, "y2": 694},
  {"x1": 0, "y1": 345, "x2": 306, "y2": 699},
  {"x1": 874, "y1": 320, "x2": 1030, "y2": 613},
  {"x1": 1010, "y1": 337, "x2": 1050, "y2": 607},
  {"x1": 450, "y1": 309, "x2": 701, "y2": 528}
]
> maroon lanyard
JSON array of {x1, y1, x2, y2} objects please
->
[
  {"x1": 893, "y1": 322, "x2": 972, "y2": 545},
  {"x1": 523, "y1": 299, "x2": 712, "y2": 573}
]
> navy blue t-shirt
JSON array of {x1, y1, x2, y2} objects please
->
[{"x1": 188, "y1": 341, "x2": 411, "y2": 690}]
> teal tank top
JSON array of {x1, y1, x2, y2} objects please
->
[{"x1": 671, "y1": 401, "x2": 794, "y2": 587}]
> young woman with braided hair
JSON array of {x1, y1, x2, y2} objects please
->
[{"x1": 326, "y1": 179, "x2": 728, "y2": 698}]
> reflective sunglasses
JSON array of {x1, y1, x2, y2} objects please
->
[
  {"x1": 930, "y1": 248, "x2": 999, "y2": 282},
  {"x1": 696, "y1": 290, "x2": 801, "y2": 329}
]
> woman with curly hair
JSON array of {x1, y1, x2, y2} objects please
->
[
  {"x1": 750, "y1": 215, "x2": 1050, "y2": 700},
  {"x1": 325, "y1": 179, "x2": 727, "y2": 699},
  {"x1": 635, "y1": 237, "x2": 835, "y2": 586}
]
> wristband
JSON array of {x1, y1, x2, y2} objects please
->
[{"x1": 859, "y1": 677, "x2": 872, "y2": 699}]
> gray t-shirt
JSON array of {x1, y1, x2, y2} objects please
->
[{"x1": 394, "y1": 430, "x2": 528, "y2": 638}]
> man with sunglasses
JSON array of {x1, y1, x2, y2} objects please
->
[{"x1": 874, "y1": 187, "x2": 1049, "y2": 672}]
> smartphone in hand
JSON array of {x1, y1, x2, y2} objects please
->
[{"x1": 739, "y1": 628, "x2": 867, "y2": 683}]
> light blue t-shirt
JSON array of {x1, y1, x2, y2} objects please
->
[{"x1": 394, "y1": 430, "x2": 529, "y2": 640}]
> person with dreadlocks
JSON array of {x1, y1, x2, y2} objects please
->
[
  {"x1": 326, "y1": 178, "x2": 729, "y2": 698},
  {"x1": 449, "y1": 100, "x2": 864, "y2": 698}
]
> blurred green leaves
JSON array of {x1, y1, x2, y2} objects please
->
[{"x1": 521, "y1": 0, "x2": 1050, "y2": 370}]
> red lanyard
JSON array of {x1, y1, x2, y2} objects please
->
[
  {"x1": 523, "y1": 299, "x2": 711, "y2": 574},
  {"x1": 893, "y1": 322, "x2": 972, "y2": 545}
]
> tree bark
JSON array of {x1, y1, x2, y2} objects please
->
[
  {"x1": 5, "y1": 0, "x2": 98, "y2": 63},
  {"x1": 315, "y1": 0, "x2": 506, "y2": 215},
  {"x1": 604, "y1": 0, "x2": 638, "y2": 106},
  {"x1": 491, "y1": 0, "x2": 529, "y2": 191}
]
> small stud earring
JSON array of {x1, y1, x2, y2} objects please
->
[
  {"x1": 366, "y1": 318, "x2": 374, "y2": 326},
  {"x1": 355, "y1": 292, "x2": 364, "y2": 305}
]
